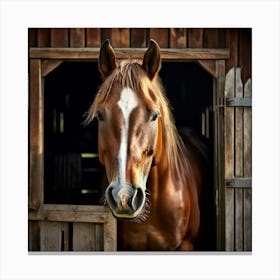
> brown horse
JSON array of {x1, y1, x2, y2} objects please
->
[{"x1": 85, "y1": 39, "x2": 208, "y2": 251}]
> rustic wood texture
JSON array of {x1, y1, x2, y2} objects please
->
[
  {"x1": 243, "y1": 78, "x2": 252, "y2": 251},
  {"x1": 170, "y1": 28, "x2": 187, "y2": 48},
  {"x1": 70, "y1": 28, "x2": 85, "y2": 47},
  {"x1": 225, "y1": 68, "x2": 235, "y2": 251},
  {"x1": 51, "y1": 28, "x2": 69, "y2": 47},
  {"x1": 239, "y1": 29, "x2": 252, "y2": 83},
  {"x1": 131, "y1": 28, "x2": 147, "y2": 47},
  {"x1": 29, "y1": 59, "x2": 43, "y2": 209},
  {"x1": 40, "y1": 221, "x2": 69, "y2": 251},
  {"x1": 41, "y1": 60, "x2": 63, "y2": 77},
  {"x1": 204, "y1": 28, "x2": 219, "y2": 48},
  {"x1": 29, "y1": 205, "x2": 116, "y2": 251},
  {"x1": 29, "y1": 204, "x2": 109, "y2": 223},
  {"x1": 224, "y1": 67, "x2": 252, "y2": 251},
  {"x1": 197, "y1": 60, "x2": 217, "y2": 77},
  {"x1": 188, "y1": 28, "x2": 203, "y2": 48},
  {"x1": 28, "y1": 28, "x2": 37, "y2": 48},
  {"x1": 29, "y1": 47, "x2": 229, "y2": 60},
  {"x1": 37, "y1": 28, "x2": 50, "y2": 47},
  {"x1": 103, "y1": 28, "x2": 130, "y2": 47},
  {"x1": 73, "y1": 222, "x2": 104, "y2": 251},
  {"x1": 86, "y1": 28, "x2": 101, "y2": 47},
  {"x1": 226, "y1": 29, "x2": 238, "y2": 72},
  {"x1": 28, "y1": 221, "x2": 40, "y2": 251},
  {"x1": 234, "y1": 68, "x2": 244, "y2": 251},
  {"x1": 29, "y1": 28, "x2": 251, "y2": 78},
  {"x1": 150, "y1": 28, "x2": 169, "y2": 47},
  {"x1": 215, "y1": 60, "x2": 226, "y2": 250},
  {"x1": 104, "y1": 211, "x2": 117, "y2": 251}
]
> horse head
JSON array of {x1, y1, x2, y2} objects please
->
[{"x1": 89, "y1": 39, "x2": 163, "y2": 219}]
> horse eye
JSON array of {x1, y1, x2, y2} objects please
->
[
  {"x1": 96, "y1": 110, "x2": 105, "y2": 122},
  {"x1": 151, "y1": 111, "x2": 160, "y2": 122}
]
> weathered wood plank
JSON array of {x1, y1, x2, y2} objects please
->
[
  {"x1": 239, "y1": 29, "x2": 252, "y2": 83},
  {"x1": 243, "y1": 78, "x2": 252, "y2": 251},
  {"x1": 188, "y1": 28, "x2": 203, "y2": 48},
  {"x1": 225, "y1": 67, "x2": 235, "y2": 251},
  {"x1": 131, "y1": 28, "x2": 147, "y2": 47},
  {"x1": 51, "y1": 28, "x2": 69, "y2": 47},
  {"x1": 204, "y1": 28, "x2": 219, "y2": 48},
  {"x1": 41, "y1": 60, "x2": 63, "y2": 77},
  {"x1": 73, "y1": 223, "x2": 98, "y2": 251},
  {"x1": 95, "y1": 223, "x2": 104, "y2": 251},
  {"x1": 170, "y1": 28, "x2": 187, "y2": 48},
  {"x1": 40, "y1": 221, "x2": 68, "y2": 251},
  {"x1": 29, "y1": 59, "x2": 43, "y2": 209},
  {"x1": 103, "y1": 211, "x2": 117, "y2": 251},
  {"x1": 37, "y1": 28, "x2": 50, "y2": 47},
  {"x1": 150, "y1": 28, "x2": 168, "y2": 47},
  {"x1": 70, "y1": 28, "x2": 85, "y2": 47},
  {"x1": 86, "y1": 28, "x2": 101, "y2": 47},
  {"x1": 215, "y1": 59, "x2": 226, "y2": 251},
  {"x1": 226, "y1": 29, "x2": 238, "y2": 72},
  {"x1": 29, "y1": 204, "x2": 109, "y2": 223},
  {"x1": 197, "y1": 60, "x2": 217, "y2": 77},
  {"x1": 110, "y1": 28, "x2": 130, "y2": 47},
  {"x1": 28, "y1": 221, "x2": 40, "y2": 251},
  {"x1": 29, "y1": 47, "x2": 230, "y2": 60},
  {"x1": 234, "y1": 68, "x2": 244, "y2": 251},
  {"x1": 28, "y1": 28, "x2": 37, "y2": 48}
]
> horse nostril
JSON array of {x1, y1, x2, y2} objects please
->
[
  {"x1": 131, "y1": 188, "x2": 145, "y2": 211},
  {"x1": 106, "y1": 186, "x2": 117, "y2": 210}
]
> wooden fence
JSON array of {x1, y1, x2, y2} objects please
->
[
  {"x1": 28, "y1": 205, "x2": 116, "y2": 251},
  {"x1": 224, "y1": 67, "x2": 252, "y2": 251}
]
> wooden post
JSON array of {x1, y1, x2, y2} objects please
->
[{"x1": 29, "y1": 59, "x2": 44, "y2": 209}]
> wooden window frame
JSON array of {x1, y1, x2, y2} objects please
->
[{"x1": 29, "y1": 47, "x2": 229, "y2": 250}]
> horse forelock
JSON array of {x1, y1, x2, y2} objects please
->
[{"x1": 85, "y1": 60, "x2": 190, "y2": 179}]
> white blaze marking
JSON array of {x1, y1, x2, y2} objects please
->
[{"x1": 117, "y1": 88, "x2": 138, "y2": 183}]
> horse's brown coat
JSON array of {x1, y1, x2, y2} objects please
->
[{"x1": 86, "y1": 40, "x2": 206, "y2": 250}]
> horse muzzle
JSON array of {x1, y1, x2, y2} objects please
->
[{"x1": 105, "y1": 183, "x2": 145, "y2": 219}]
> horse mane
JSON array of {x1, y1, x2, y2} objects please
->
[{"x1": 85, "y1": 60, "x2": 190, "y2": 179}]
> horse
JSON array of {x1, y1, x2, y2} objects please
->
[{"x1": 85, "y1": 39, "x2": 209, "y2": 251}]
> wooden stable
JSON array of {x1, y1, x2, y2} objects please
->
[{"x1": 28, "y1": 28, "x2": 252, "y2": 251}]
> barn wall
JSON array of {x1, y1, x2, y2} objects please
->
[{"x1": 28, "y1": 28, "x2": 251, "y2": 81}]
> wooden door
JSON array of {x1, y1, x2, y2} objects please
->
[{"x1": 224, "y1": 67, "x2": 252, "y2": 251}]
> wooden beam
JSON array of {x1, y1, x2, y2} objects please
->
[
  {"x1": 41, "y1": 60, "x2": 63, "y2": 77},
  {"x1": 28, "y1": 204, "x2": 110, "y2": 223},
  {"x1": 29, "y1": 59, "x2": 43, "y2": 210},
  {"x1": 30, "y1": 47, "x2": 230, "y2": 61},
  {"x1": 197, "y1": 59, "x2": 217, "y2": 77}
]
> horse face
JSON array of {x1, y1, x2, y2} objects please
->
[
  {"x1": 97, "y1": 85, "x2": 161, "y2": 219},
  {"x1": 96, "y1": 39, "x2": 162, "y2": 219}
]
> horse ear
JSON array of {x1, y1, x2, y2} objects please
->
[
  {"x1": 99, "y1": 39, "x2": 117, "y2": 80},
  {"x1": 142, "y1": 39, "x2": 161, "y2": 80}
]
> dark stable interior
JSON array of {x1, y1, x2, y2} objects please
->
[{"x1": 43, "y1": 61, "x2": 216, "y2": 250}]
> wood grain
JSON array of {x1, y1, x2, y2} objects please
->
[
  {"x1": 29, "y1": 59, "x2": 43, "y2": 209},
  {"x1": 170, "y1": 28, "x2": 187, "y2": 48},
  {"x1": 150, "y1": 28, "x2": 168, "y2": 47},
  {"x1": 234, "y1": 68, "x2": 244, "y2": 251},
  {"x1": 29, "y1": 47, "x2": 230, "y2": 60},
  {"x1": 70, "y1": 28, "x2": 85, "y2": 47},
  {"x1": 225, "y1": 67, "x2": 235, "y2": 251},
  {"x1": 51, "y1": 28, "x2": 69, "y2": 47}
]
